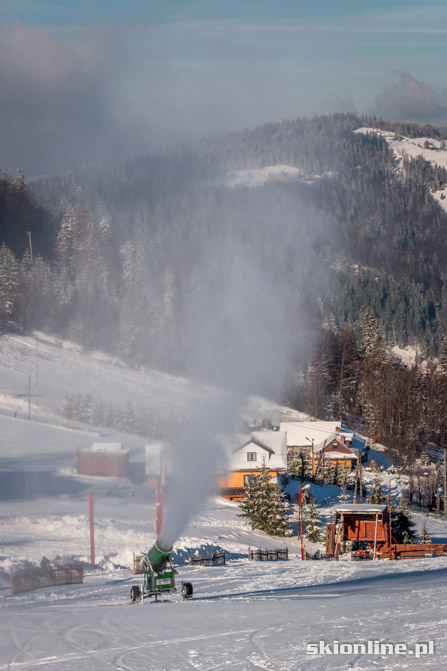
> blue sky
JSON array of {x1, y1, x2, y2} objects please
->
[{"x1": 1, "y1": 0, "x2": 447, "y2": 174}]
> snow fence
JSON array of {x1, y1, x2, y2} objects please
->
[{"x1": 10, "y1": 558, "x2": 83, "y2": 594}]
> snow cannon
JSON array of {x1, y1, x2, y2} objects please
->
[
  {"x1": 130, "y1": 538, "x2": 193, "y2": 603},
  {"x1": 144, "y1": 539, "x2": 173, "y2": 574}
]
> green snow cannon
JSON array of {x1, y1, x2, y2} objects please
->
[
  {"x1": 145, "y1": 540, "x2": 173, "y2": 574},
  {"x1": 130, "y1": 539, "x2": 193, "y2": 602}
]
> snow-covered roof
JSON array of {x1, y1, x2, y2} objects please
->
[
  {"x1": 88, "y1": 442, "x2": 127, "y2": 453},
  {"x1": 333, "y1": 504, "x2": 387, "y2": 513},
  {"x1": 319, "y1": 451, "x2": 357, "y2": 460},
  {"x1": 313, "y1": 432, "x2": 361, "y2": 455},
  {"x1": 280, "y1": 420, "x2": 349, "y2": 447},
  {"x1": 229, "y1": 430, "x2": 288, "y2": 471},
  {"x1": 250, "y1": 430, "x2": 287, "y2": 454}
]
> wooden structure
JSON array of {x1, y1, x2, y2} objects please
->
[
  {"x1": 313, "y1": 434, "x2": 358, "y2": 477},
  {"x1": 188, "y1": 551, "x2": 226, "y2": 566},
  {"x1": 326, "y1": 504, "x2": 389, "y2": 557},
  {"x1": 248, "y1": 547, "x2": 289, "y2": 561},
  {"x1": 77, "y1": 443, "x2": 129, "y2": 478},
  {"x1": 376, "y1": 543, "x2": 447, "y2": 560},
  {"x1": 10, "y1": 558, "x2": 83, "y2": 595}
]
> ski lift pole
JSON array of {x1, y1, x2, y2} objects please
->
[{"x1": 89, "y1": 490, "x2": 95, "y2": 567}]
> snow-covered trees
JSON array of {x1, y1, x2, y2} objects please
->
[
  {"x1": 368, "y1": 465, "x2": 386, "y2": 504},
  {"x1": 61, "y1": 392, "x2": 182, "y2": 439},
  {"x1": 391, "y1": 497, "x2": 416, "y2": 544},
  {"x1": 0, "y1": 244, "x2": 19, "y2": 328},
  {"x1": 239, "y1": 460, "x2": 292, "y2": 537},
  {"x1": 419, "y1": 520, "x2": 431, "y2": 544},
  {"x1": 305, "y1": 499, "x2": 322, "y2": 543},
  {"x1": 288, "y1": 448, "x2": 312, "y2": 481}
]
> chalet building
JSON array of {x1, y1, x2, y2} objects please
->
[
  {"x1": 279, "y1": 419, "x2": 366, "y2": 471},
  {"x1": 219, "y1": 430, "x2": 288, "y2": 501},
  {"x1": 313, "y1": 432, "x2": 359, "y2": 475}
]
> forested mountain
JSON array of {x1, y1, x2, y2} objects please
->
[
  {"x1": 2, "y1": 113, "x2": 447, "y2": 456},
  {"x1": 0, "y1": 168, "x2": 57, "y2": 259}
]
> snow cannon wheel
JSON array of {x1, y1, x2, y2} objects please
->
[
  {"x1": 131, "y1": 585, "x2": 141, "y2": 602},
  {"x1": 181, "y1": 582, "x2": 193, "y2": 600}
]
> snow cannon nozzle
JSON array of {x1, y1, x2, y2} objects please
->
[{"x1": 143, "y1": 539, "x2": 173, "y2": 575}]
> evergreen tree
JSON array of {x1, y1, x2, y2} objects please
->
[
  {"x1": 239, "y1": 476, "x2": 260, "y2": 530},
  {"x1": 391, "y1": 497, "x2": 417, "y2": 544},
  {"x1": 288, "y1": 448, "x2": 312, "y2": 481},
  {"x1": 62, "y1": 393, "x2": 75, "y2": 420},
  {"x1": 368, "y1": 466, "x2": 386, "y2": 504},
  {"x1": 0, "y1": 244, "x2": 19, "y2": 328},
  {"x1": 440, "y1": 339, "x2": 447, "y2": 374},
  {"x1": 239, "y1": 460, "x2": 291, "y2": 536},
  {"x1": 338, "y1": 469, "x2": 349, "y2": 502},
  {"x1": 305, "y1": 499, "x2": 322, "y2": 543},
  {"x1": 419, "y1": 519, "x2": 431, "y2": 544},
  {"x1": 15, "y1": 165, "x2": 26, "y2": 190}
]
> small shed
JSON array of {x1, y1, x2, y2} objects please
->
[
  {"x1": 326, "y1": 504, "x2": 389, "y2": 557},
  {"x1": 77, "y1": 442, "x2": 129, "y2": 478}
]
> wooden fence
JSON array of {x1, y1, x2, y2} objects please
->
[
  {"x1": 188, "y1": 551, "x2": 226, "y2": 566},
  {"x1": 10, "y1": 561, "x2": 83, "y2": 595},
  {"x1": 248, "y1": 547, "x2": 288, "y2": 561}
]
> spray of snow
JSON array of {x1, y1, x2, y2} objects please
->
[{"x1": 157, "y1": 219, "x2": 317, "y2": 546}]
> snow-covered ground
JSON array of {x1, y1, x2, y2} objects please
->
[
  {"x1": 0, "y1": 333, "x2": 446, "y2": 669},
  {"x1": 213, "y1": 164, "x2": 333, "y2": 188}
]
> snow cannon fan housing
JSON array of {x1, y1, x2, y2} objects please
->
[{"x1": 144, "y1": 540, "x2": 173, "y2": 575}]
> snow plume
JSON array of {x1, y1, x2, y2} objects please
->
[
  {"x1": 157, "y1": 396, "x2": 237, "y2": 549},
  {"x1": 157, "y1": 198, "x2": 323, "y2": 546}
]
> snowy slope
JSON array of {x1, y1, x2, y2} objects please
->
[
  {"x1": 0, "y1": 333, "x2": 205, "y2": 416},
  {"x1": 1, "y1": 333, "x2": 447, "y2": 669},
  {"x1": 354, "y1": 127, "x2": 447, "y2": 212}
]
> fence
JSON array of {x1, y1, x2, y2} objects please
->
[
  {"x1": 305, "y1": 551, "x2": 339, "y2": 561},
  {"x1": 10, "y1": 560, "x2": 83, "y2": 595},
  {"x1": 188, "y1": 551, "x2": 226, "y2": 566},
  {"x1": 248, "y1": 547, "x2": 288, "y2": 561}
]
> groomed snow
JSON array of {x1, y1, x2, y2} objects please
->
[{"x1": 0, "y1": 334, "x2": 446, "y2": 669}]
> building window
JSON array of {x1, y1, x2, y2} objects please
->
[
  {"x1": 244, "y1": 474, "x2": 256, "y2": 486},
  {"x1": 247, "y1": 452, "x2": 257, "y2": 461}
]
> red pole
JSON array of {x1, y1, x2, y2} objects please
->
[
  {"x1": 89, "y1": 489, "x2": 95, "y2": 567},
  {"x1": 300, "y1": 488, "x2": 304, "y2": 560}
]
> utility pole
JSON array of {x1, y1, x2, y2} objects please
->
[
  {"x1": 27, "y1": 231, "x2": 33, "y2": 263},
  {"x1": 28, "y1": 373, "x2": 31, "y2": 421},
  {"x1": 359, "y1": 461, "x2": 363, "y2": 503},
  {"x1": 35, "y1": 337, "x2": 39, "y2": 405},
  {"x1": 89, "y1": 490, "x2": 95, "y2": 567}
]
